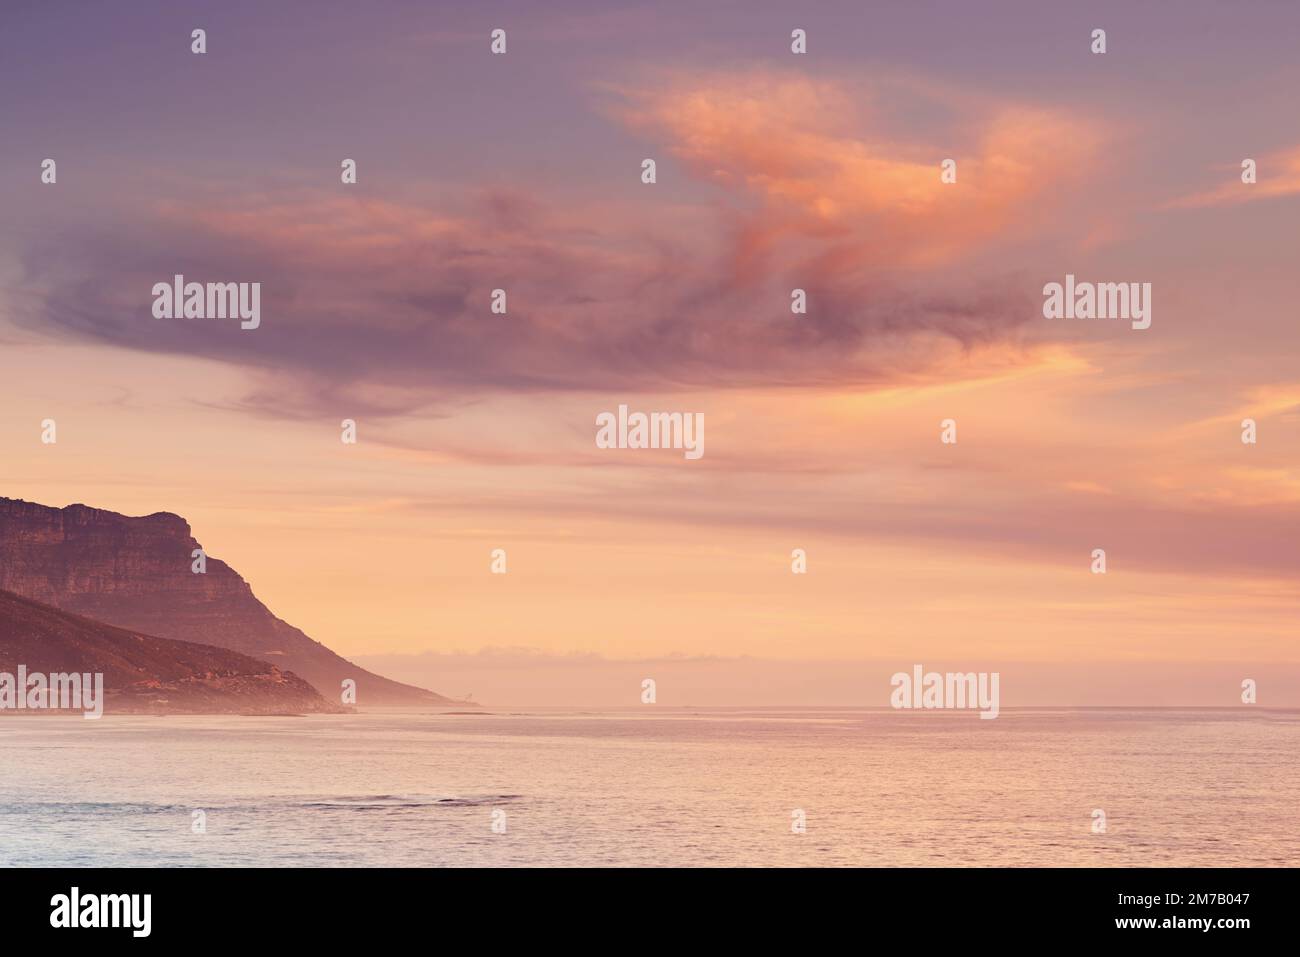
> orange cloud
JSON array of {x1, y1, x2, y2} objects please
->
[
  {"x1": 17, "y1": 72, "x2": 1106, "y2": 417},
  {"x1": 614, "y1": 72, "x2": 1107, "y2": 271},
  {"x1": 1166, "y1": 145, "x2": 1300, "y2": 209}
]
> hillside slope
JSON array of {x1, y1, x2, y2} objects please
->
[
  {"x1": 0, "y1": 588, "x2": 342, "y2": 714},
  {"x1": 0, "y1": 497, "x2": 451, "y2": 706}
]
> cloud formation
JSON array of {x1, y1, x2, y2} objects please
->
[
  {"x1": 8, "y1": 72, "x2": 1105, "y2": 416},
  {"x1": 1166, "y1": 145, "x2": 1300, "y2": 209}
]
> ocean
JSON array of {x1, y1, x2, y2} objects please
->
[{"x1": 1, "y1": 709, "x2": 1296, "y2": 867}]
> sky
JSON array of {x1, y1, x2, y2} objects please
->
[{"x1": 2, "y1": 1, "x2": 1298, "y2": 704}]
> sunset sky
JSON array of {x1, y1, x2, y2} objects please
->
[{"x1": 2, "y1": 1, "x2": 1298, "y2": 704}]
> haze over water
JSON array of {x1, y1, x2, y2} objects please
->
[{"x1": 2, "y1": 709, "x2": 1295, "y2": 867}]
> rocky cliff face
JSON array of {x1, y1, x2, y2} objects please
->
[
  {"x1": 0, "y1": 497, "x2": 450, "y2": 706},
  {"x1": 0, "y1": 588, "x2": 342, "y2": 714}
]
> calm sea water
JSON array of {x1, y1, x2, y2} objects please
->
[{"x1": 1, "y1": 709, "x2": 1296, "y2": 867}]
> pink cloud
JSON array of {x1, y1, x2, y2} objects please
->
[{"x1": 1165, "y1": 145, "x2": 1300, "y2": 209}]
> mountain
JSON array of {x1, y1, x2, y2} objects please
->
[
  {"x1": 0, "y1": 588, "x2": 341, "y2": 714},
  {"x1": 0, "y1": 497, "x2": 451, "y2": 706}
]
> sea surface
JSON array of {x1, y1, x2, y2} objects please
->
[{"x1": 1, "y1": 708, "x2": 1296, "y2": 867}]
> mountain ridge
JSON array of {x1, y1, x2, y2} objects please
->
[
  {"x1": 0, "y1": 496, "x2": 452, "y2": 706},
  {"x1": 0, "y1": 587, "x2": 343, "y2": 714}
]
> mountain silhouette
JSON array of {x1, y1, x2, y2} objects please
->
[
  {"x1": 0, "y1": 497, "x2": 451, "y2": 706},
  {"x1": 0, "y1": 588, "x2": 342, "y2": 713}
]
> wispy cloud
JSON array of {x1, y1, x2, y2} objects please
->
[
  {"x1": 7, "y1": 71, "x2": 1113, "y2": 418},
  {"x1": 611, "y1": 70, "x2": 1107, "y2": 269},
  {"x1": 1165, "y1": 144, "x2": 1300, "y2": 209}
]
